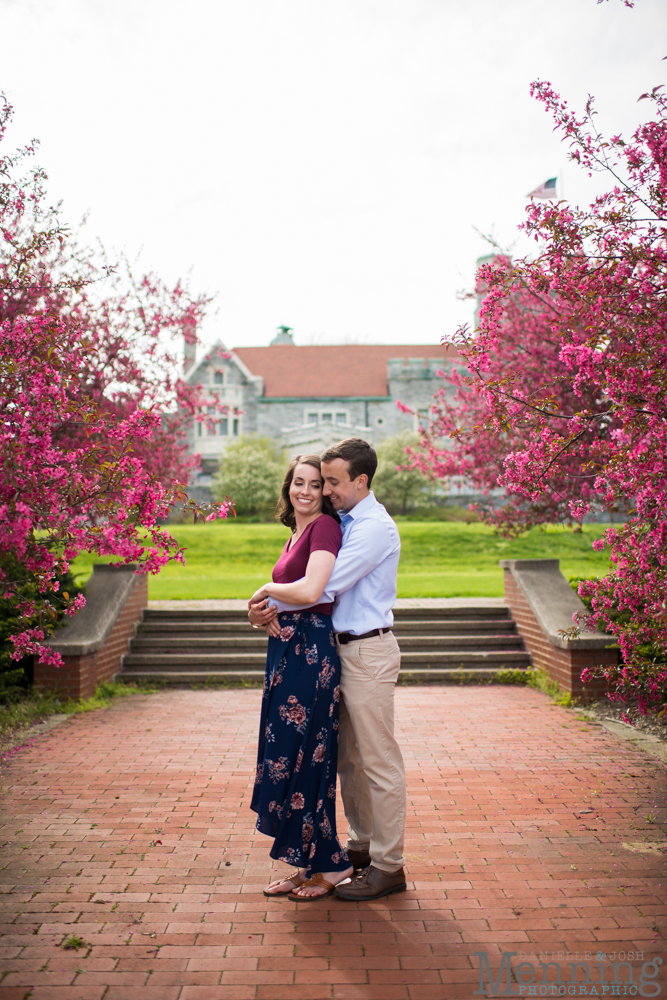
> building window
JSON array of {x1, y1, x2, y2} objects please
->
[
  {"x1": 220, "y1": 418, "x2": 228, "y2": 436},
  {"x1": 213, "y1": 370, "x2": 224, "y2": 385},
  {"x1": 233, "y1": 418, "x2": 240, "y2": 436},
  {"x1": 197, "y1": 421, "x2": 202, "y2": 437},
  {"x1": 304, "y1": 409, "x2": 348, "y2": 427}
]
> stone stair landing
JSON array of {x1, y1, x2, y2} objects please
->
[{"x1": 119, "y1": 602, "x2": 530, "y2": 685}]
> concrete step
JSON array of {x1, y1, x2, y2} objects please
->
[
  {"x1": 396, "y1": 635, "x2": 526, "y2": 650},
  {"x1": 394, "y1": 619, "x2": 517, "y2": 634},
  {"x1": 400, "y1": 650, "x2": 529, "y2": 666},
  {"x1": 119, "y1": 666, "x2": 519, "y2": 685},
  {"x1": 130, "y1": 636, "x2": 269, "y2": 652},
  {"x1": 396, "y1": 606, "x2": 510, "y2": 620},
  {"x1": 120, "y1": 669, "x2": 267, "y2": 684},
  {"x1": 141, "y1": 606, "x2": 511, "y2": 623},
  {"x1": 136, "y1": 618, "x2": 518, "y2": 637},
  {"x1": 129, "y1": 633, "x2": 526, "y2": 653},
  {"x1": 121, "y1": 602, "x2": 531, "y2": 684},
  {"x1": 138, "y1": 622, "x2": 262, "y2": 635},
  {"x1": 143, "y1": 610, "x2": 250, "y2": 622},
  {"x1": 123, "y1": 653, "x2": 268, "y2": 669},
  {"x1": 122, "y1": 648, "x2": 529, "y2": 671}
]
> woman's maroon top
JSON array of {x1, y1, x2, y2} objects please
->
[{"x1": 272, "y1": 515, "x2": 342, "y2": 616}]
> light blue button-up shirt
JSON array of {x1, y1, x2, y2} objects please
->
[{"x1": 271, "y1": 491, "x2": 401, "y2": 634}]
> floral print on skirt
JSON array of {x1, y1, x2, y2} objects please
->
[{"x1": 251, "y1": 611, "x2": 349, "y2": 874}]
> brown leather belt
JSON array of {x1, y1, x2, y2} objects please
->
[{"x1": 335, "y1": 628, "x2": 392, "y2": 644}]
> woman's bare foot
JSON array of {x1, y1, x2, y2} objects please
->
[
  {"x1": 263, "y1": 869, "x2": 306, "y2": 896},
  {"x1": 291, "y1": 865, "x2": 354, "y2": 899}
]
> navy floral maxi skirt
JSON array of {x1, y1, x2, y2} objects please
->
[{"x1": 251, "y1": 611, "x2": 350, "y2": 874}]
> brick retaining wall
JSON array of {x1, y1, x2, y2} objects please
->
[
  {"x1": 503, "y1": 569, "x2": 614, "y2": 699},
  {"x1": 34, "y1": 571, "x2": 148, "y2": 701}
]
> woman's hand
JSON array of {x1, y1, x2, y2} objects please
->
[
  {"x1": 248, "y1": 599, "x2": 276, "y2": 626},
  {"x1": 248, "y1": 599, "x2": 280, "y2": 638},
  {"x1": 249, "y1": 585, "x2": 271, "y2": 607},
  {"x1": 265, "y1": 617, "x2": 281, "y2": 638}
]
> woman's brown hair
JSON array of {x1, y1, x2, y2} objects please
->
[{"x1": 275, "y1": 454, "x2": 341, "y2": 531}]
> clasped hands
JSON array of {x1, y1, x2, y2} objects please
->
[{"x1": 248, "y1": 586, "x2": 281, "y2": 637}]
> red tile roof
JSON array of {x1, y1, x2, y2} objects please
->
[{"x1": 231, "y1": 343, "x2": 456, "y2": 398}]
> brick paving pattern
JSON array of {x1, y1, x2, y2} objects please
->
[{"x1": 0, "y1": 686, "x2": 666, "y2": 999}]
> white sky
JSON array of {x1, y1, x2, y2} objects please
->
[{"x1": 2, "y1": 0, "x2": 665, "y2": 351}]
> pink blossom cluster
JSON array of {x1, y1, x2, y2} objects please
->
[
  {"x1": 406, "y1": 80, "x2": 667, "y2": 712},
  {"x1": 0, "y1": 98, "x2": 234, "y2": 668}
]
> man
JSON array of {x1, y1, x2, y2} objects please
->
[{"x1": 249, "y1": 437, "x2": 407, "y2": 901}]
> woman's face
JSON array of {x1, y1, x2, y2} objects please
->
[{"x1": 289, "y1": 463, "x2": 324, "y2": 519}]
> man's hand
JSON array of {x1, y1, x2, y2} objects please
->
[{"x1": 248, "y1": 598, "x2": 280, "y2": 637}]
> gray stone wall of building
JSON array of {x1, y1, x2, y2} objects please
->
[{"x1": 182, "y1": 344, "x2": 470, "y2": 503}]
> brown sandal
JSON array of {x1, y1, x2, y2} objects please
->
[
  {"x1": 288, "y1": 872, "x2": 337, "y2": 901},
  {"x1": 263, "y1": 871, "x2": 306, "y2": 897}
]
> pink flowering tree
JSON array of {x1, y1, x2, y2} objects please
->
[
  {"x1": 0, "y1": 97, "x2": 233, "y2": 675},
  {"x1": 409, "y1": 80, "x2": 667, "y2": 712}
]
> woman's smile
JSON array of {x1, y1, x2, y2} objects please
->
[{"x1": 288, "y1": 464, "x2": 325, "y2": 521}]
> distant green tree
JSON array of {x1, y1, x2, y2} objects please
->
[
  {"x1": 212, "y1": 436, "x2": 285, "y2": 517},
  {"x1": 373, "y1": 431, "x2": 434, "y2": 515}
]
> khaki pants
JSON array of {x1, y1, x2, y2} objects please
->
[{"x1": 336, "y1": 631, "x2": 406, "y2": 873}]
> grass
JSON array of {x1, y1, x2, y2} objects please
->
[
  {"x1": 61, "y1": 934, "x2": 88, "y2": 951},
  {"x1": 497, "y1": 666, "x2": 573, "y2": 706},
  {"x1": 71, "y1": 520, "x2": 610, "y2": 600},
  {"x1": 0, "y1": 680, "x2": 156, "y2": 749}
]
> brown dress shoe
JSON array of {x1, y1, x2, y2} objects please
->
[
  {"x1": 345, "y1": 848, "x2": 371, "y2": 872},
  {"x1": 333, "y1": 864, "x2": 407, "y2": 901}
]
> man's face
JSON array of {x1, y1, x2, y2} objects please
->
[{"x1": 321, "y1": 458, "x2": 368, "y2": 512}]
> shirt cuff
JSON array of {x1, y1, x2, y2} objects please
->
[{"x1": 269, "y1": 596, "x2": 301, "y2": 613}]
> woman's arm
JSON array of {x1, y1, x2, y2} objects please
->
[{"x1": 249, "y1": 550, "x2": 336, "y2": 607}]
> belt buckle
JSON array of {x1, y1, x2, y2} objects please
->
[{"x1": 337, "y1": 632, "x2": 350, "y2": 645}]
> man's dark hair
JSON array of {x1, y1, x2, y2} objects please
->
[{"x1": 321, "y1": 437, "x2": 378, "y2": 487}]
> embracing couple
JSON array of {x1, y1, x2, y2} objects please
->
[{"x1": 247, "y1": 437, "x2": 406, "y2": 902}]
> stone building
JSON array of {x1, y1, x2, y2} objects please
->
[{"x1": 184, "y1": 329, "x2": 458, "y2": 489}]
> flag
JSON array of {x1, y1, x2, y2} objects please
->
[{"x1": 527, "y1": 177, "x2": 557, "y2": 199}]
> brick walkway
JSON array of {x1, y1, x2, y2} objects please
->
[{"x1": 1, "y1": 687, "x2": 666, "y2": 1000}]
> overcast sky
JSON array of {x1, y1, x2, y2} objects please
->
[{"x1": 2, "y1": 0, "x2": 665, "y2": 351}]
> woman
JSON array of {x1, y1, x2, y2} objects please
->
[{"x1": 248, "y1": 455, "x2": 353, "y2": 901}]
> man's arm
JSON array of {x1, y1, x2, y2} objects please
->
[
  {"x1": 323, "y1": 518, "x2": 398, "y2": 596},
  {"x1": 264, "y1": 519, "x2": 397, "y2": 614}
]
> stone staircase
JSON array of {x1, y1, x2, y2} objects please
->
[{"x1": 119, "y1": 605, "x2": 531, "y2": 685}]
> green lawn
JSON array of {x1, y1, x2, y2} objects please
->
[{"x1": 70, "y1": 521, "x2": 611, "y2": 599}]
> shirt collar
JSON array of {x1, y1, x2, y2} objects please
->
[{"x1": 338, "y1": 491, "x2": 376, "y2": 524}]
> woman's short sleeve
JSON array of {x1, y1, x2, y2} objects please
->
[{"x1": 309, "y1": 515, "x2": 342, "y2": 556}]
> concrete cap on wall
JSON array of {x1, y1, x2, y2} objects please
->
[
  {"x1": 49, "y1": 564, "x2": 141, "y2": 657},
  {"x1": 500, "y1": 558, "x2": 613, "y2": 650}
]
